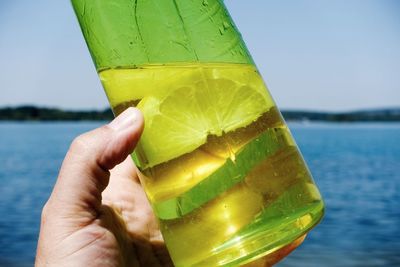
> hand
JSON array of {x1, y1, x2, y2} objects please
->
[
  {"x1": 35, "y1": 107, "x2": 304, "y2": 267},
  {"x1": 36, "y1": 107, "x2": 171, "y2": 267}
]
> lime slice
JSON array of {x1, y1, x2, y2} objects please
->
[{"x1": 137, "y1": 64, "x2": 273, "y2": 168}]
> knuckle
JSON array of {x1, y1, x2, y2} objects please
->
[
  {"x1": 40, "y1": 201, "x2": 51, "y2": 224},
  {"x1": 69, "y1": 134, "x2": 90, "y2": 155},
  {"x1": 69, "y1": 126, "x2": 113, "y2": 155}
]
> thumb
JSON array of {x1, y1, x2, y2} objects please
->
[{"x1": 46, "y1": 107, "x2": 144, "y2": 223}]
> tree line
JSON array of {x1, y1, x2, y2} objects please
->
[{"x1": 0, "y1": 105, "x2": 399, "y2": 122}]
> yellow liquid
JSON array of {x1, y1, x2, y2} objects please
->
[{"x1": 100, "y1": 63, "x2": 324, "y2": 267}]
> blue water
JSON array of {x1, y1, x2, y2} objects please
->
[{"x1": 0, "y1": 122, "x2": 399, "y2": 267}]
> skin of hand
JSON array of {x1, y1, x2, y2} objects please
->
[{"x1": 35, "y1": 107, "x2": 304, "y2": 267}]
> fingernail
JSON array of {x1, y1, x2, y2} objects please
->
[{"x1": 108, "y1": 107, "x2": 138, "y2": 131}]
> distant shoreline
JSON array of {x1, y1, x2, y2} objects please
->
[{"x1": 0, "y1": 106, "x2": 399, "y2": 122}]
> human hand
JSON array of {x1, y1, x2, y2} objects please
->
[
  {"x1": 35, "y1": 107, "x2": 304, "y2": 267},
  {"x1": 36, "y1": 107, "x2": 172, "y2": 267}
]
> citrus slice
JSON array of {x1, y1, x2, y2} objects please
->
[
  {"x1": 137, "y1": 64, "x2": 273, "y2": 168},
  {"x1": 137, "y1": 92, "x2": 209, "y2": 167},
  {"x1": 100, "y1": 66, "x2": 197, "y2": 107}
]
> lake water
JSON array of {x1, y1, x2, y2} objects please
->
[{"x1": 0, "y1": 122, "x2": 399, "y2": 267}]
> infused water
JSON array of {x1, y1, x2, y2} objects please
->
[{"x1": 100, "y1": 63, "x2": 324, "y2": 266}]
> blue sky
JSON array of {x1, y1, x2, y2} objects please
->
[{"x1": 0, "y1": 0, "x2": 399, "y2": 111}]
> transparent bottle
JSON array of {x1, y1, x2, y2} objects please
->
[{"x1": 71, "y1": 1, "x2": 324, "y2": 266}]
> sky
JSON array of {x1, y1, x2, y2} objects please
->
[{"x1": 0, "y1": 0, "x2": 399, "y2": 111}]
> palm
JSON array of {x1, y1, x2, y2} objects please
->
[{"x1": 98, "y1": 157, "x2": 173, "y2": 267}]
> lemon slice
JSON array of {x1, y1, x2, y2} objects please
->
[
  {"x1": 138, "y1": 93, "x2": 209, "y2": 167},
  {"x1": 100, "y1": 65, "x2": 199, "y2": 107},
  {"x1": 137, "y1": 64, "x2": 273, "y2": 168}
]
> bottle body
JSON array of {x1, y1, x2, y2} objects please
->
[{"x1": 72, "y1": 1, "x2": 324, "y2": 266}]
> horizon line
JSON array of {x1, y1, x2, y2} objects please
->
[{"x1": 1, "y1": 104, "x2": 399, "y2": 114}]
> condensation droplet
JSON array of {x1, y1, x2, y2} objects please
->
[{"x1": 223, "y1": 21, "x2": 230, "y2": 29}]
